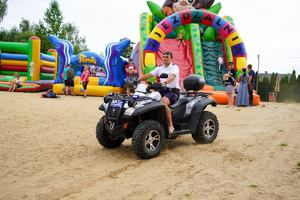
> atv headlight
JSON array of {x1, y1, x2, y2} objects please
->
[
  {"x1": 124, "y1": 107, "x2": 135, "y2": 116},
  {"x1": 103, "y1": 103, "x2": 108, "y2": 112}
]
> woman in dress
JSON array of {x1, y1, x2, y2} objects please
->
[{"x1": 235, "y1": 67, "x2": 249, "y2": 107}]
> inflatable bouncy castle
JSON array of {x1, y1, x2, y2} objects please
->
[
  {"x1": 49, "y1": 36, "x2": 131, "y2": 96},
  {"x1": 0, "y1": 37, "x2": 57, "y2": 92},
  {"x1": 132, "y1": 0, "x2": 260, "y2": 105}
]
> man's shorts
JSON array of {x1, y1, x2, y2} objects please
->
[
  {"x1": 16, "y1": 84, "x2": 22, "y2": 88},
  {"x1": 65, "y1": 79, "x2": 74, "y2": 87},
  {"x1": 225, "y1": 85, "x2": 234, "y2": 94},
  {"x1": 160, "y1": 91, "x2": 180, "y2": 105}
]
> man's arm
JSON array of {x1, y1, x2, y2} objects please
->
[
  {"x1": 248, "y1": 74, "x2": 253, "y2": 84},
  {"x1": 138, "y1": 73, "x2": 153, "y2": 81},
  {"x1": 61, "y1": 73, "x2": 64, "y2": 79},
  {"x1": 164, "y1": 74, "x2": 176, "y2": 84}
]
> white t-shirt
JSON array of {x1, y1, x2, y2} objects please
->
[
  {"x1": 90, "y1": 66, "x2": 95, "y2": 73},
  {"x1": 218, "y1": 57, "x2": 223, "y2": 64},
  {"x1": 150, "y1": 62, "x2": 180, "y2": 89},
  {"x1": 14, "y1": 78, "x2": 22, "y2": 84}
]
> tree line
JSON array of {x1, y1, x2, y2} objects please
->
[
  {"x1": 254, "y1": 70, "x2": 300, "y2": 87},
  {"x1": 0, "y1": 0, "x2": 89, "y2": 55}
]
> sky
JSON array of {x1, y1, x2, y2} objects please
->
[{"x1": 1, "y1": 0, "x2": 300, "y2": 76}]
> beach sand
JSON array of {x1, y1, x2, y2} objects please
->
[{"x1": 0, "y1": 92, "x2": 300, "y2": 200}]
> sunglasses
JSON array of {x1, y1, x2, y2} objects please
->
[{"x1": 163, "y1": 56, "x2": 170, "y2": 58}]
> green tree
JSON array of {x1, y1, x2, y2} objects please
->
[
  {"x1": 120, "y1": 37, "x2": 132, "y2": 58},
  {"x1": 289, "y1": 70, "x2": 297, "y2": 86},
  {"x1": 35, "y1": 0, "x2": 65, "y2": 53},
  {"x1": 255, "y1": 71, "x2": 260, "y2": 85},
  {"x1": 0, "y1": 0, "x2": 8, "y2": 23},
  {"x1": 297, "y1": 75, "x2": 300, "y2": 85},
  {"x1": 262, "y1": 76, "x2": 270, "y2": 84},
  {"x1": 62, "y1": 22, "x2": 89, "y2": 55},
  {"x1": 280, "y1": 75, "x2": 289, "y2": 85},
  {"x1": 270, "y1": 72, "x2": 277, "y2": 86},
  {"x1": 19, "y1": 18, "x2": 32, "y2": 33}
]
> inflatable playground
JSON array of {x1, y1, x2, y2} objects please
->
[
  {"x1": 131, "y1": 0, "x2": 260, "y2": 105},
  {"x1": 0, "y1": 0, "x2": 260, "y2": 105},
  {"x1": 48, "y1": 35, "x2": 130, "y2": 96},
  {"x1": 0, "y1": 37, "x2": 57, "y2": 92}
]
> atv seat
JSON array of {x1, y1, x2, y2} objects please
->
[{"x1": 169, "y1": 95, "x2": 195, "y2": 109}]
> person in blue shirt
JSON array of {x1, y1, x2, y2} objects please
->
[
  {"x1": 247, "y1": 64, "x2": 256, "y2": 106},
  {"x1": 61, "y1": 63, "x2": 75, "y2": 96}
]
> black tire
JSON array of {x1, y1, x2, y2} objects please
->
[
  {"x1": 132, "y1": 120, "x2": 165, "y2": 159},
  {"x1": 192, "y1": 111, "x2": 219, "y2": 144},
  {"x1": 96, "y1": 116, "x2": 125, "y2": 148}
]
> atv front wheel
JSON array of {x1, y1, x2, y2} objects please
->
[
  {"x1": 132, "y1": 120, "x2": 165, "y2": 159},
  {"x1": 96, "y1": 116, "x2": 125, "y2": 148},
  {"x1": 192, "y1": 111, "x2": 219, "y2": 144}
]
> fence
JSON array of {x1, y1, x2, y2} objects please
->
[{"x1": 258, "y1": 83, "x2": 300, "y2": 102}]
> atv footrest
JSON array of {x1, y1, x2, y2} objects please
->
[
  {"x1": 169, "y1": 129, "x2": 193, "y2": 138},
  {"x1": 174, "y1": 123, "x2": 188, "y2": 130}
]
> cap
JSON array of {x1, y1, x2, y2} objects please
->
[
  {"x1": 128, "y1": 58, "x2": 133, "y2": 61},
  {"x1": 17, "y1": 74, "x2": 20, "y2": 77},
  {"x1": 242, "y1": 66, "x2": 247, "y2": 70}
]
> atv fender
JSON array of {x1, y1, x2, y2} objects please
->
[
  {"x1": 188, "y1": 97, "x2": 217, "y2": 133},
  {"x1": 99, "y1": 104, "x2": 105, "y2": 111},
  {"x1": 132, "y1": 101, "x2": 169, "y2": 134}
]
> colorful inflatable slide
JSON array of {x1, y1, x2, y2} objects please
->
[
  {"x1": 0, "y1": 37, "x2": 57, "y2": 92},
  {"x1": 134, "y1": 1, "x2": 260, "y2": 105}
]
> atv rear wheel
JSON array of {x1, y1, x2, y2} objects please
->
[
  {"x1": 192, "y1": 111, "x2": 219, "y2": 144},
  {"x1": 96, "y1": 116, "x2": 125, "y2": 148},
  {"x1": 132, "y1": 120, "x2": 165, "y2": 159}
]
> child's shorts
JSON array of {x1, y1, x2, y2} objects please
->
[{"x1": 16, "y1": 84, "x2": 22, "y2": 88}]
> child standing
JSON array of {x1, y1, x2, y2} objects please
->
[{"x1": 177, "y1": 30, "x2": 186, "y2": 47}]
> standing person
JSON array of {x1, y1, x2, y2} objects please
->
[
  {"x1": 125, "y1": 58, "x2": 137, "y2": 95},
  {"x1": 218, "y1": 55, "x2": 223, "y2": 71},
  {"x1": 61, "y1": 64, "x2": 75, "y2": 96},
  {"x1": 235, "y1": 67, "x2": 249, "y2": 107},
  {"x1": 177, "y1": 30, "x2": 186, "y2": 47},
  {"x1": 13, "y1": 72, "x2": 18, "y2": 77},
  {"x1": 137, "y1": 51, "x2": 180, "y2": 133},
  {"x1": 90, "y1": 65, "x2": 96, "y2": 77},
  {"x1": 229, "y1": 62, "x2": 236, "y2": 80},
  {"x1": 223, "y1": 71, "x2": 235, "y2": 108},
  {"x1": 247, "y1": 64, "x2": 256, "y2": 107},
  {"x1": 8, "y1": 74, "x2": 22, "y2": 92},
  {"x1": 223, "y1": 62, "x2": 236, "y2": 108},
  {"x1": 81, "y1": 66, "x2": 90, "y2": 98}
]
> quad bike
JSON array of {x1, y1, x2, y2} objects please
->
[{"x1": 96, "y1": 74, "x2": 219, "y2": 159}]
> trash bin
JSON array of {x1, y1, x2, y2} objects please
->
[{"x1": 269, "y1": 92, "x2": 276, "y2": 102}]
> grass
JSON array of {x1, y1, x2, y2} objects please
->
[
  {"x1": 236, "y1": 109, "x2": 241, "y2": 111},
  {"x1": 185, "y1": 193, "x2": 192, "y2": 198},
  {"x1": 294, "y1": 146, "x2": 298, "y2": 149},
  {"x1": 280, "y1": 143, "x2": 288, "y2": 146},
  {"x1": 297, "y1": 162, "x2": 300, "y2": 167},
  {"x1": 249, "y1": 185, "x2": 259, "y2": 188},
  {"x1": 270, "y1": 155, "x2": 274, "y2": 158},
  {"x1": 247, "y1": 145, "x2": 254, "y2": 147},
  {"x1": 278, "y1": 130, "x2": 284, "y2": 132}
]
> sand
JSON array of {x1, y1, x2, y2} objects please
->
[{"x1": 0, "y1": 91, "x2": 300, "y2": 200}]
